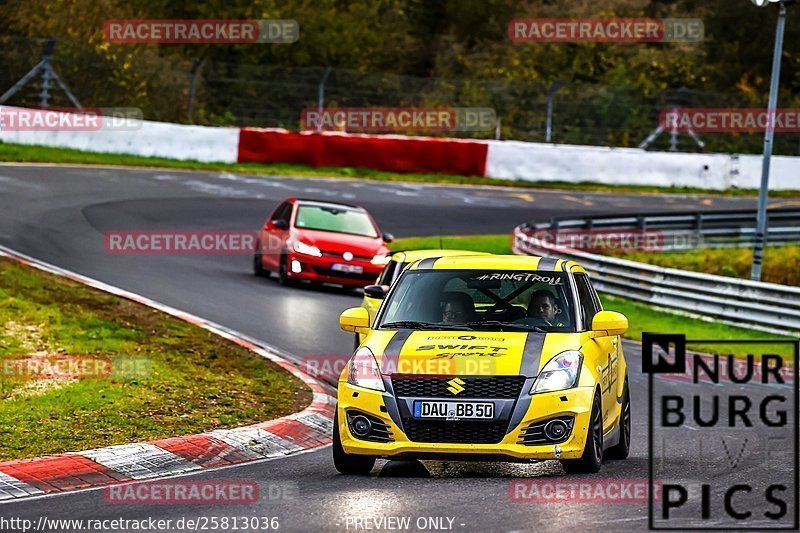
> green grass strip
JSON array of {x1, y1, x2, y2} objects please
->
[{"x1": 0, "y1": 257, "x2": 310, "y2": 460}]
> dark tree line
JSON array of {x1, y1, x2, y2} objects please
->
[{"x1": 0, "y1": 0, "x2": 798, "y2": 152}]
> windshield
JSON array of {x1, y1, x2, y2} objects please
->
[
  {"x1": 378, "y1": 270, "x2": 576, "y2": 332},
  {"x1": 294, "y1": 205, "x2": 378, "y2": 238}
]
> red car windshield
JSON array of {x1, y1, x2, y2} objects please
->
[{"x1": 295, "y1": 205, "x2": 378, "y2": 238}]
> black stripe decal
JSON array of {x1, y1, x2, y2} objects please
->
[
  {"x1": 380, "y1": 330, "x2": 413, "y2": 430},
  {"x1": 380, "y1": 329, "x2": 413, "y2": 375},
  {"x1": 538, "y1": 257, "x2": 558, "y2": 270},
  {"x1": 417, "y1": 257, "x2": 439, "y2": 269},
  {"x1": 506, "y1": 377, "x2": 537, "y2": 434},
  {"x1": 520, "y1": 332, "x2": 546, "y2": 377},
  {"x1": 382, "y1": 385, "x2": 404, "y2": 430}
]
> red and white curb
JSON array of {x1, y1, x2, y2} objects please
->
[{"x1": 0, "y1": 245, "x2": 336, "y2": 502}]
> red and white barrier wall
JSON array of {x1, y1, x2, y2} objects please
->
[{"x1": 1, "y1": 106, "x2": 798, "y2": 190}]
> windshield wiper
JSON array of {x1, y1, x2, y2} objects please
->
[
  {"x1": 380, "y1": 321, "x2": 471, "y2": 330},
  {"x1": 465, "y1": 320, "x2": 546, "y2": 332}
]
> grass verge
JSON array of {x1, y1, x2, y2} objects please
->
[
  {"x1": 2, "y1": 141, "x2": 799, "y2": 197},
  {"x1": 611, "y1": 245, "x2": 800, "y2": 287},
  {"x1": 390, "y1": 234, "x2": 795, "y2": 357},
  {"x1": 0, "y1": 257, "x2": 311, "y2": 461}
]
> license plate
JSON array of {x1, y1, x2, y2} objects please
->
[
  {"x1": 331, "y1": 263, "x2": 363, "y2": 274},
  {"x1": 413, "y1": 401, "x2": 494, "y2": 420}
]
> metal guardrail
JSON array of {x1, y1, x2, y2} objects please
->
[
  {"x1": 522, "y1": 207, "x2": 800, "y2": 249},
  {"x1": 513, "y1": 208, "x2": 800, "y2": 334}
]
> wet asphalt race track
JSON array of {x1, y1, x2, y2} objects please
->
[{"x1": 0, "y1": 163, "x2": 796, "y2": 532}]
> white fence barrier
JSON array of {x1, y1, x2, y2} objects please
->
[
  {"x1": 486, "y1": 139, "x2": 800, "y2": 191},
  {"x1": 0, "y1": 106, "x2": 240, "y2": 163}
]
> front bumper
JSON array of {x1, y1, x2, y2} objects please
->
[
  {"x1": 336, "y1": 379, "x2": 595, "y2": 461},
  {"x1": 285, "y1": 252, "x2": 381, "y2": 287}
]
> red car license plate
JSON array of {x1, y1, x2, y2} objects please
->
[{"x1": 331, "y1": 263, "x2": 363, "y2": 274}]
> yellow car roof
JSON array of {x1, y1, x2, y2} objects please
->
[
  {"x1": 390, "y1": 249, "x2": 490, "y2": 263},
  {"x1": 408, "y1": 254, "x2": 585, "y2": 273}
]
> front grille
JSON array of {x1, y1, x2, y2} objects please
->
[
  {"x1": 392, "y1": 376, "x2": 526, "y2": 399},
  {"x1": 402, "y1": 418, "x2": 508, "y2": 444}
]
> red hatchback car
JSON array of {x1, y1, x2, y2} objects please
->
[{"x1": 253, "y1": 198, "x2": 394, "y2": 287}]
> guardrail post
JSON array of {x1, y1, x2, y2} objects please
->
[{"x1": 694, "y1": 213, "x2": 704, "y2": 249}]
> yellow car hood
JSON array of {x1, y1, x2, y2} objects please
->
[{"x1": 369, "y1": 330, "x2": 581, "y2": 378}]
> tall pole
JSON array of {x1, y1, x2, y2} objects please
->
[
  {"x1": 317, "y1": 67, "x2": 333, "y2": 132},
  {"x1": 751, "y1": 1, "x2": 787, "y2": 281},
  {"x1": 545, "y1": 80, "x2": 560, "y2": 142},
  {"x1": 38, "y1": 38, "x2": 57, "y2": 108},
  {"x1": 187, "y1": 58, "x2": 203, "y2": 122}
]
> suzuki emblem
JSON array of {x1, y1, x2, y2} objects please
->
[{"x1": 446, "y1": 377, "x2": 465, "y2": 395}]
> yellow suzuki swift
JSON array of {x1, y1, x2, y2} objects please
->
[{"x1": 334, "y1": 255, "x2": 630, "y2": 474}]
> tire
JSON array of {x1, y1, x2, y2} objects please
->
[
  {"x1": 277, "y1": 253, "x2": 292, "y2": 286},
  {"x1": 561, "y1": 389, "x2": 603, "y2": 474},
  {"x1": 606, "y1": 378, "x2": 631, "y2": 460},
  {"x1": 332, "y1": 412, "x2": 376, "y2": 475},
  {"x1": 253, "y1": 240, "x2": 268, "y2": 277}
]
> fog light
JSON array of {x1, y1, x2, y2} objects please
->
[
  {"x1": 350, "y1": 415, "x2": 372, "y2": 437},
  {"x1": 544, "y1": 419, "x2": 568, "y2": 441},
  {"x1": 291, "y1": 260, "x2": 302, "y2": 273}
]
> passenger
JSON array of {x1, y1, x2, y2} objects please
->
[{"x1": 440, "y1": 292, "x2": 474, "y2": 324}]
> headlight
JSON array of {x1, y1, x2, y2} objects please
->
[
  {"x1": 370, "y1": 254, "x2": 391, "y2": 265},
  {"x1": 347, "y1": 347, "x2": 385, "y2": 392},
  {"x1": 530, "y1": 350, "x2": 582, "y2": 394},
  {"x1": 293, "y1": 240, "x2": 322, "y2": 257}
]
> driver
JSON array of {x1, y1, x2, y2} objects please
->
[
  {"x1": 440, "y1": 292, "x2": 474, "y2": 324},
  {"x1": 520, "y1": 289, "x2": 565, "y2": 327}
]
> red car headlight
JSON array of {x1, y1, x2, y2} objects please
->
[{"x1": 293, "y1": 240, "x2": 322, "y2": 257}]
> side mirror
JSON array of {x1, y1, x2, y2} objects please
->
[
  {"x1": 382, "y1": 233, "x2": 394, "y2": 243},
  {"x1": 591, "y1": 310, "x2": 628, "y2": 336},
  {"x1": 340, "y1": 307, "x2": 370, "y2": 333},
  {"x1": 364, "y1": 284, "x2": 388, "y2": 300},
  {"x1": 272, "y1": 219, "x2": 288, "y2": 230}
]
